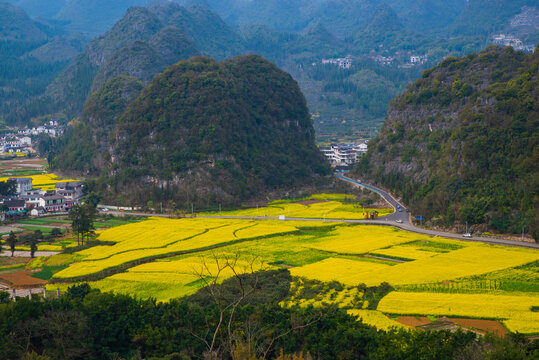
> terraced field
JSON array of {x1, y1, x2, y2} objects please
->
[{"x1": 43, "y1": 217, "x2": 539, "y2": 334}]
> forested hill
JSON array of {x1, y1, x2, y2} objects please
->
[
  {"x1": 52, "y1": 55, "x2": 329, "y2": 206},
  {"x1": 357, "y1": 46, "x2": 539, "y2": 237}
]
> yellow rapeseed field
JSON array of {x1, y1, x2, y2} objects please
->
[
  {"x1": 373, "y1": 245, "x2": 438, "y2": 260},
  {"x1": 53, "y1": 218, "x2": 297, "y2": 279},
  {"x1": 348, "y1": 310, "x2": 409, "y2": 331},
  {"x1": 0, "y1": 173, "x2": 79, "y2": 191},
  {"x1": 378, "y1": 292, "x2": 539, "y2": 334},
  {"x1": 362, "y1": 246, "x2": 539, "y2": 286},
  {"x1": 71, "y1": 255, "x2": 269, "y2": 302},
  {"x1": 204, "y1": 200, "x2": 392, "y2": 219},
  {"x1": 307, "y1": 226, "x2": 433, "y2": 254},
  {"x1": 282, "y1": 279, "x2": 364, "y2": 309},
  {"x1": 290, "y1": 258, "x2": 393, "y2": 286},
  {"x1": 48, "y1": 217, "x2": 539, "y2": 333},
  {"x1": 307, "y1": 193, "x2": 353, "y2": 200},
  {"x1": 291, "y1": 246, "x2": 538, "y2": 287}
]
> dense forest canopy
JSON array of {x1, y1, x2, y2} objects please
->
[{"x1": 0, "y1": 272, "x2": 536, "y2": 360}]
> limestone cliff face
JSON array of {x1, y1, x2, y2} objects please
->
[{"x1": 359, "y1": 46, "x2": 538, "y2": 234}]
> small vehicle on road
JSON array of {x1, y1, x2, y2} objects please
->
[
  {"x1": 463, "y1": 233, "x2": 472, "y2": 238},
  {"x1": 395, "y1": 219, "x2": 403, "y2": 223}
]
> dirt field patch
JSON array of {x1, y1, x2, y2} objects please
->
[
  {"x1": 444, "y1": 317, "x2": 508, "y2": 337},
  {"x1": 395, "y1": 315, "x2": 508, "y2": 336},
  {"x1": 0, "y1": 158, "x2": 46, "y2": 170},
  {"x1": 396, "y1": 316, "x2": 432, "y2": 327},
  {"x1": 0, "y1": 270, "x2": 48, "y2": 289}
]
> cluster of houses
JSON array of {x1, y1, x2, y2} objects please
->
[
  {"x1": 371, "y1": 54, "x2": 428, "y2": 66},
  {"x1": 319, "y1": 142, "x2": 368, "y2": 168},
  {"x1": 0, "y1": 178, "x2": 83, "y2": 219},
  {"x1": 320, "y1": 56, "x2": 353, "y2": 69},
  {"x1": 17, "y1": 120, "x2": 64, "y2": 137},
  {"x1": 1, "y1": 135, "x2": 32, "y2": 156},
  {"x1": 492, "y1": 35, "x2": 535, "y2": 53},
  {"x1": 410, "y1": 55, "x2": 428, "y2": 65},
  {"x1": 372, "y1": 55, "x2": 395, "y2": 66},
  {"x1": 1, "y1": 121, "x2": 64, "y2": 157}
]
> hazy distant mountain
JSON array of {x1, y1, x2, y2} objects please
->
[
  {"x1": 352, "y1": 3, "x2": 428, "y2": 53},
  {"x1": 0, "y1": 2, "x2": 86, "y2": 124},
  {"x1": 386, "y1": 0, "x2": 467, "y2": 34},
  {"x1": 4, "y1": 0, "x2": 66, "y2": 19},
  {"x1": 448, "y1": 0, "x2": 538, "y2": 38},
  {"x1": 4, "y1": 0, "x2": 148, "y2": 36},
  {"x1": 0, "y1": 2, "x2": 48, "y2": 41},
  {"x1": 181, "y1": 0, "x2": 380, "y2": 38},
  {"x1": 54, "y1": 0, "x2": 148, "y2": 35},
  {"x1": 43, "y1": 3, "x2": 240, "y2": 120}
]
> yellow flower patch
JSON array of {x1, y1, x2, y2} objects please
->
[{"x1": 378, "y1": 292, "x2": 539, "y2": 334}]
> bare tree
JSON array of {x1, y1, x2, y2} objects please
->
[
  {"x1": 187, "y1": 253, "x2": 263, "y2": 360},
  {"x1": 187, "y1": 253, "x2": 321, "y2": 360}
]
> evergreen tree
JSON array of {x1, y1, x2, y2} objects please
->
[{"x1": 7, "y1": 231, "x2": 17, "y2": 257}]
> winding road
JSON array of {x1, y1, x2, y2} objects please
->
[
  {"x1": 102, "y1": 175, "x2": 539, "y2": 250},
  {"x1": 334, "y1": 174, "x2": 539, "y2": 250}
]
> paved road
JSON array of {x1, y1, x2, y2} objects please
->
[
  {"x1": 334, "y1": 174, "x2": 539, "y2": 250},
  {"x1": 102, "y1": 178, "x2": 539, "y2": 250}
]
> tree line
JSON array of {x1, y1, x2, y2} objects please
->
[{"x1": 0, "y1": 269, "x2": 536, "y2": 360}]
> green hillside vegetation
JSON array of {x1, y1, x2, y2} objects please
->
[
  {"x1": 50, "y1": 75, "x2": 144, "y2": 173},
  {"x1": 53, "y1": 55, "x2": 329, "y2": 206},
  {"x1": 357, "y1": 46, "x2": 539, "y2": 238}
]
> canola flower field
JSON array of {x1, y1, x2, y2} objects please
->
[
  {"x1": 45, "y1": 216, "x2": 539, "y2": 334},
  {"x1": 378, "y1": 292, "x2": 539, "y2": 334},
  {"x1": 203, "y1": 196, "x2": 393, "y2": 220},
  {"x1": 0, "y1": 173, "x2": 79, "y2": 191}
]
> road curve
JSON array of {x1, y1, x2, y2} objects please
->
[
  {"x1": 334, "y1": 174, "x2": 539, "y2": 250},
  {"x1": 101, "y1": 176, "x2": 539, "y2": 250}
]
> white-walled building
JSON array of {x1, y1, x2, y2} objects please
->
[
  {"x1": 10, "y1": 178, "x2": 33, "y2": 195},
  {"x1": 410, "y1": 55, "x2": 427, "y2": 65},
  {"x1": 321, "y1": 56, "x2": 352, "y2": 69},
  {"x1": 320, "y1": 143, "x2": 368, "y2": 166}
]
